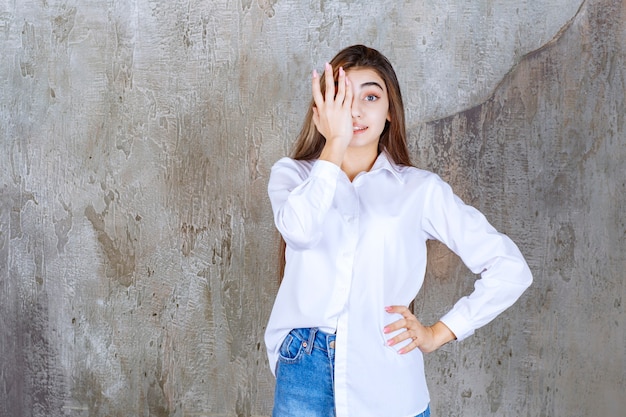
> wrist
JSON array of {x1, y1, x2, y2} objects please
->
[
  {"x1": 319, "y1": 140, "x2": 347, "y2": 166},
  {"x1": 428, "y1": 321, "x2": 456, "y2": 351}
]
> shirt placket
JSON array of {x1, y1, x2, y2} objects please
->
[{"x1": 333, "y1": 182, "x2": 360, "y2": 417}]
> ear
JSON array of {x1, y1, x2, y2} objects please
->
[{"x1": 386, "y1": 111, "x2": 391, "y2": 122}]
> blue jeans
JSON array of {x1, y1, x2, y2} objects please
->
[
  {"x1": 273, "y1": 328, "x2": 336, "y2": 417},
  {"x1": 272, "y1": 328, "x2": 431, "y2": 417}
]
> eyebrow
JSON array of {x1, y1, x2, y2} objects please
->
[
  {"x1": 333, "y1": 80, "x2": 385, "y2": 91},
  {"x1": 360, "y1": 81, "x2": 384, "y2": 91}
]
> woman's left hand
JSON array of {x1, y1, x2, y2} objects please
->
[{"x1": 383, "y1": 305, "x2": 456, "y2": 354}]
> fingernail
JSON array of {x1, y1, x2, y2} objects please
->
[
  {"x1": 325, "y1": 62, "x2": 331, "y2": 70},
  {"x1": 383, "y1": 327, "x2": 389, "y2": 333},
  {"x1": 385, "y1": 306, "x2": 392, "y2": 312},
  {"x1": 386, "y1": 340, "x2": 394, "y2": 346}
]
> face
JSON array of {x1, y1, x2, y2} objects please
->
[{"x1": 345, "y1": 68, "x2": 390, "y2": 152}]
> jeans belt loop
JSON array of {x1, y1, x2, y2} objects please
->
[{"x1": 305, "y1": 328, "x2": 317, "y2": 354}]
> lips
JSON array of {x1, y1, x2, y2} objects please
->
[{"x1": 353, "y1": 125, "x2": 367, "y2": 132}]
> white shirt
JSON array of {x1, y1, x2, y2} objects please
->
[{"x1": 265, "y1": 151, "x2": 532, "y2": 417}]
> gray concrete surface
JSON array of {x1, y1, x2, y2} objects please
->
[{"x1": 1, "y1": 0, "x2": 624, "y2": 416}]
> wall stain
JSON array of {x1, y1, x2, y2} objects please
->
[
  {"x1": 71, "y1": 370, "x2": 106, "y2": 415},
  {"x1": 212, "y1": 212, "x2": 233, "y2": 268},
  {"x1": 486, "y1": 376, "x2": 503, "y2": 413},
  {"x1": 549, "y1": 222, "x2": 576, "y2": 282},
  {"x1": 19, "y1": 21, "x2": 37, "y2": 78},
  {"x1": 147, "y1": 373, "x2": 170, "y2": 417},
  {"x1": 53, "y1": 197, "x2": 72, "y2": 253},
  {"x1": 51, "y1": 5, "x2": 76, "y2": 44},
  {"x1": 4, "y1": 184, "x2": 37, "y2": 240},
  {"x1": 4, "y1": 290, "x2": 65, "y2": 416},
  {"x1": 181, "y1": 222, "x2": 208, "y2": 257},
  {"x1": 257, "y1": 0, "x2": 277, "y2": 18},
  {"x1": 236, "y1": 383, "x2": 251, "y2": 417},
  {"x1": 108, "y1": 4, "x2": 136, "y2": 158},
  {"x1": 84, "y1": 191, "x2": 137, "y2": 287}
]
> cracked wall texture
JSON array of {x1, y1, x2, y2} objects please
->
[{"x1": 1, "y1": 0, "x2": 624, "y2": 416}]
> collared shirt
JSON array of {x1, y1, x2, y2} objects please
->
[{"x1": 265, "y1": 151, "x2": 532, "y2": 417}]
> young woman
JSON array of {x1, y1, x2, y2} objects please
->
[{"x1": 265, "y1": 45, "x2": 532, "y2": 417}]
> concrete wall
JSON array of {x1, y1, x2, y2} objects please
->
[{"x1": 1, "y1": 0, "x2": 623, "y2": 416}]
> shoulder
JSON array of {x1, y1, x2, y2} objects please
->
[
  {"x1": 271, "y1": 157, "x2": 315, "y2": 176},
  {"x1": 272, "y1": 157, "x2": 313, "y2": 170},
  {"x1": 272, "y1": 157, "x2": 343, "y2": 178},
  {"x1": 394, "y1": 164, "x2": 445, "y2": 188},
  {"x1": 392, "y1": 166, "x2": 459, "y2": 209}
]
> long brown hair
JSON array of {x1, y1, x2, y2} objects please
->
[{"x1": 279, "y1": 45, "x2": 412, "y2": 280}]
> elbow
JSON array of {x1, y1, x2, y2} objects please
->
[
  {"x1": 509, "y1": 258, "x2": 533, "y2": 296},
  {"x1": 511, "y1": 256, "x2": 533, "y2": 290},
  {"x1": 274, "y1": 218, "x2": 322, "y2": 250},
  {"x1": 522, "y1": 264, "x2": 533, "y2": 289},
  {"x1": 482, "y1": 252, "x2": 534, "y2": 290},
  {"x1": 281, "y1": 232, "x2": 323, "y2": 250}
]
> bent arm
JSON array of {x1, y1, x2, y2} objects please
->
[
  {"x1": 268, "y1": 158, "x2": 341, "y2": 249},
  {"x1": 422, "y1": 176, "x2": 533, "y2": 341}
]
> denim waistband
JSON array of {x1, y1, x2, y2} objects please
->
[{"x1": 290, "y1": 328, "x2": 336, "y2": 354}]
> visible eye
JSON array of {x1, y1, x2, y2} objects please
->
[{"x1": 365, "y1": 94, "x2": 379, "y2": 102}]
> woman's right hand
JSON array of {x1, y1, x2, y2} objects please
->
[{"x1": 312, "y1": 63, "x2": 353, "y2": 166}]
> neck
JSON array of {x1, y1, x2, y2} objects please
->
[{"x1": 341, "y1": 146, "x2": 379, "y2": 181}]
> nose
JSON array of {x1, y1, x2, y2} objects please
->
[{"x1": 351, "y1": 96, "x2": 361, "y2": 118}]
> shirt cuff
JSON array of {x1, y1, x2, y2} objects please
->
[
  {"x1": 439, "y1": 310, "x2": 475, "y2": 341},
  {"x1": 310, "y1": 159, "x2": 342, "y2": 182}
]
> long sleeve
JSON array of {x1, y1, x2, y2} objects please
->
[
  {"x1": 421, "y1": 175, "x2": 533, "y2": 340},
  {"x1": 268, "y1": 157, "x2": 342, "y2": 250}
]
